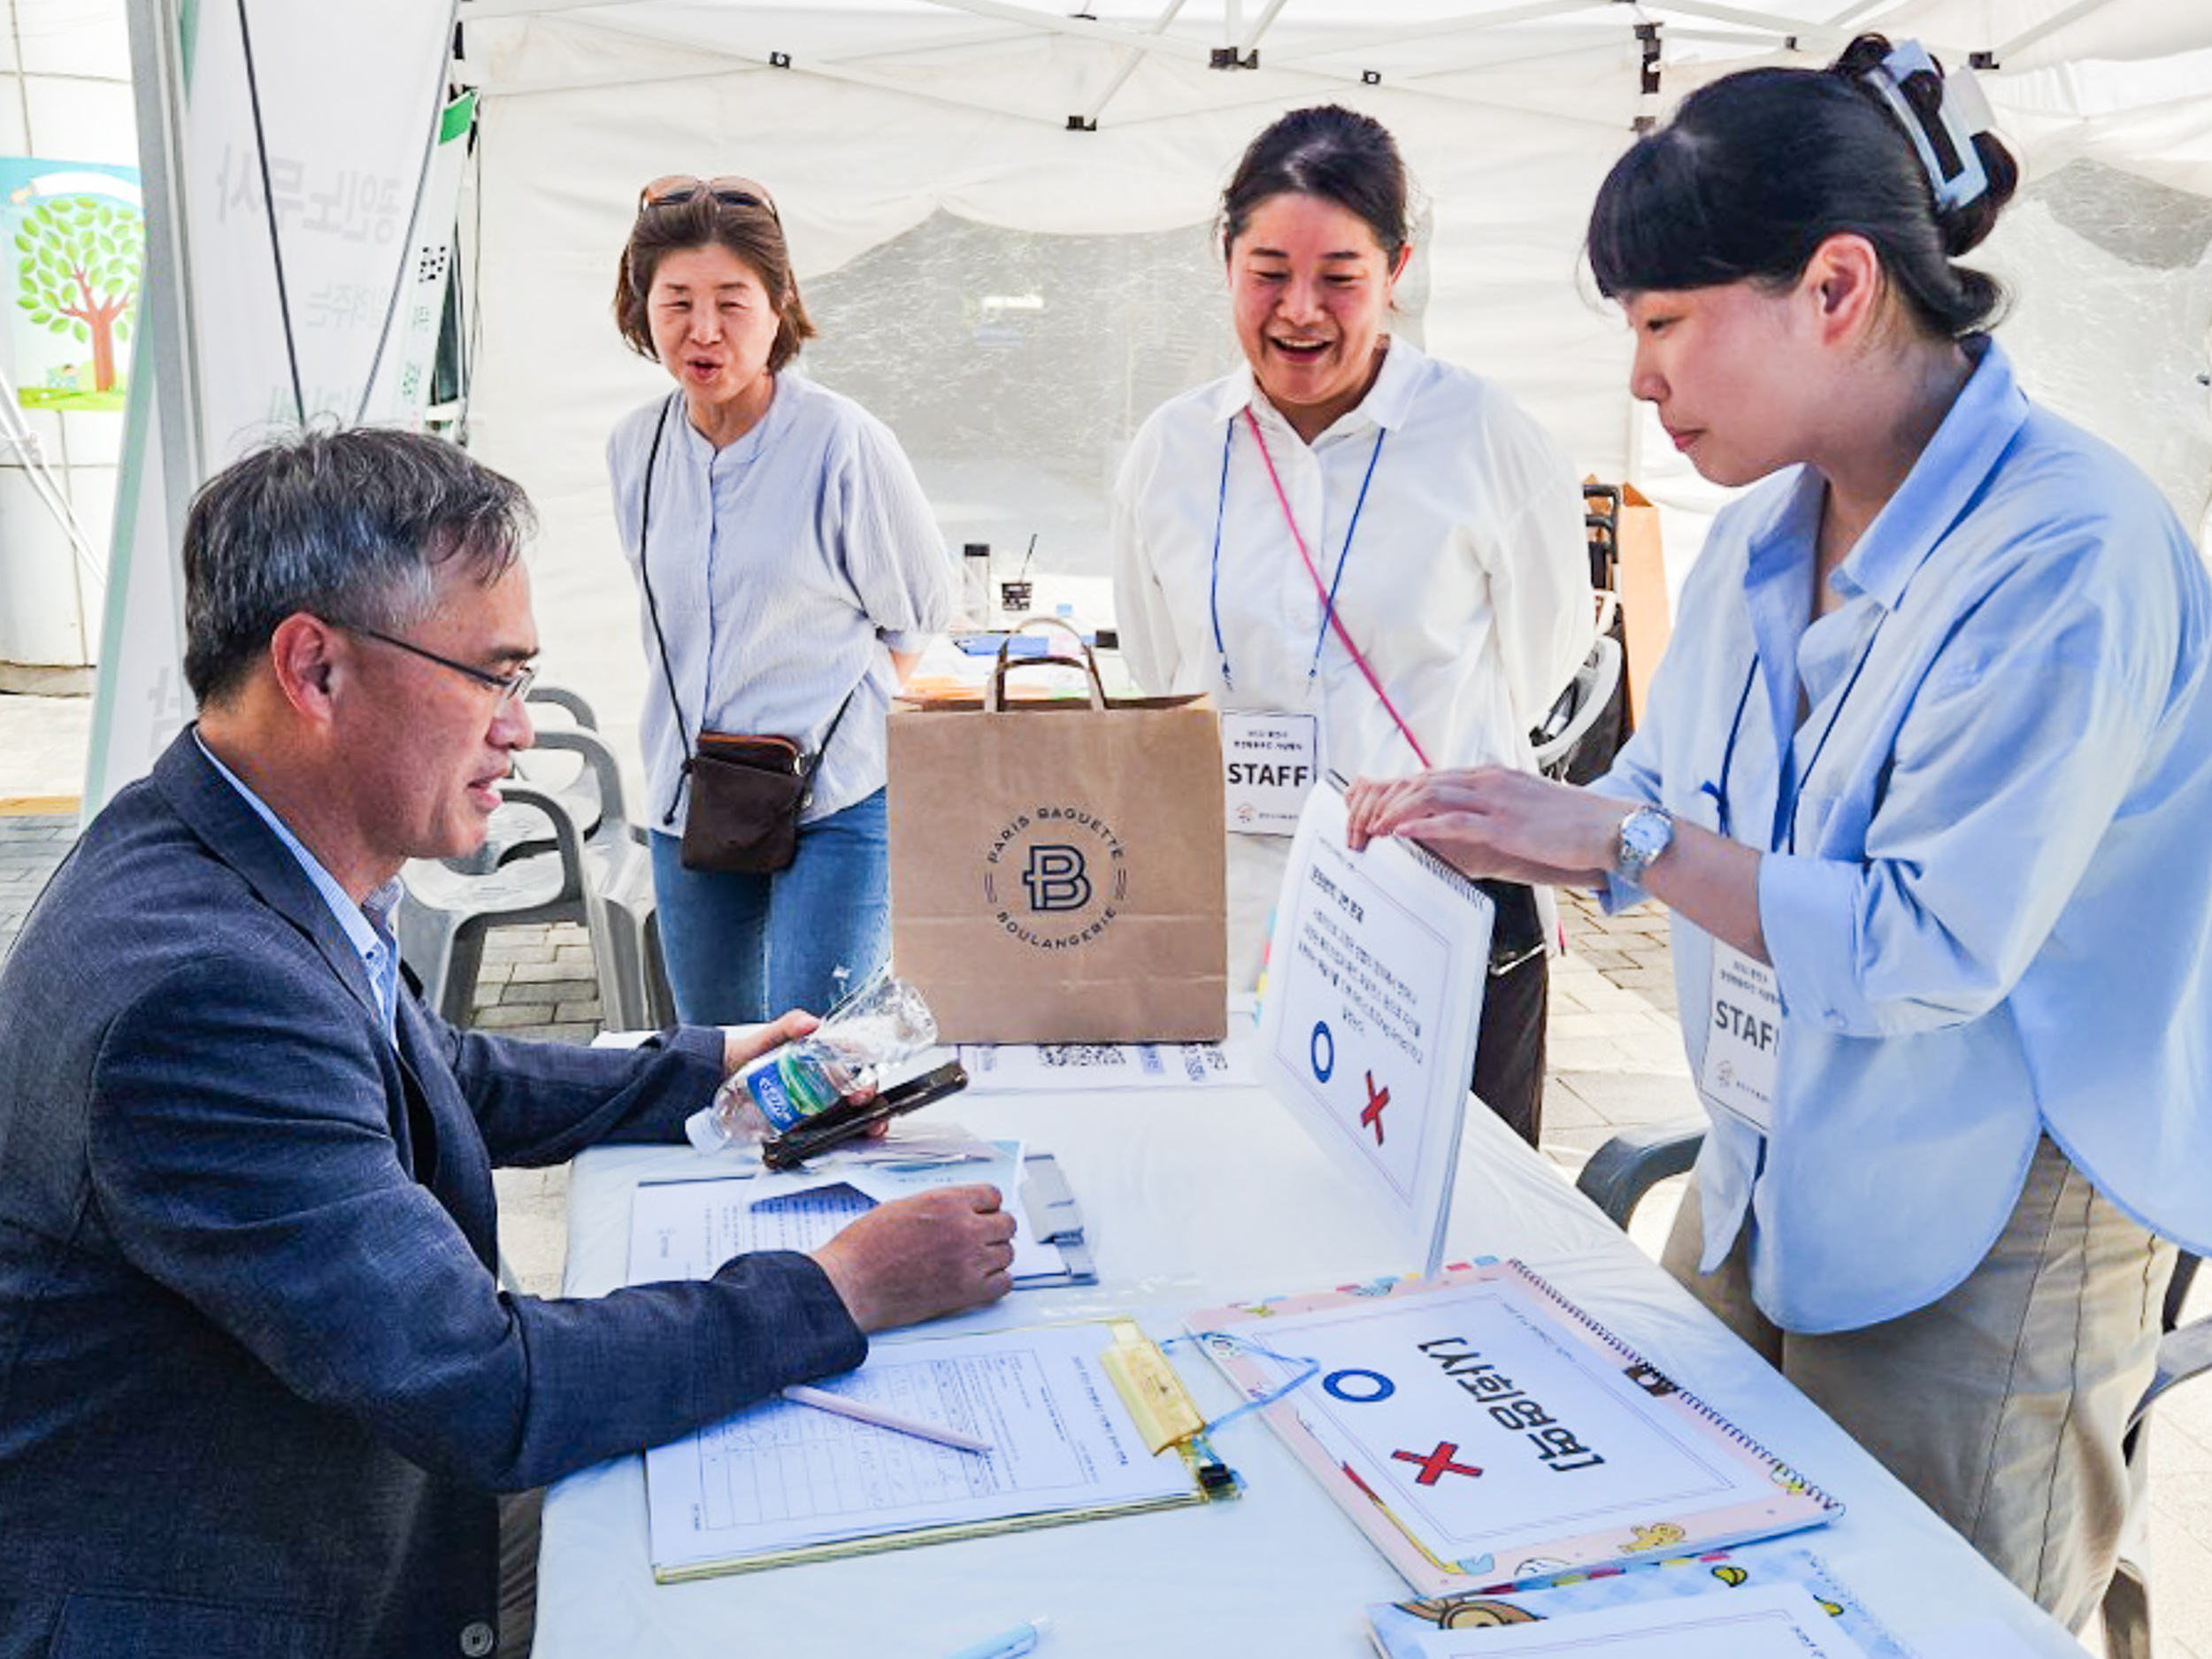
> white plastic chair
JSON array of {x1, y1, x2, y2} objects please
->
[
  {"x1": 397, "y1": 782, "x2": 593, "y2": 1025},
  {"x1": 1532, "y1": 630, "x2": 1624, "y2": 779},
  {"x1": 547, "y1": 726, "x2": 672, "y2": 1031}
]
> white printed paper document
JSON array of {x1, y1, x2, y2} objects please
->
[
  {"x1": 1256, "y1": 780, "x2": 1494, "y2": 1273},
  {"x1": 1389, "y1": 1584, "x2": 1870, "y2": 1658},
  {"x1": 628, "y1": 1142, "x2": 1061, "y2": 1284},
  {"x1": 642, "y1": 1323, "x2": 1197, "y2": 1578},
  {"x1": 957, "y1": 1041, "x2": 1248, "y2": 1093}
]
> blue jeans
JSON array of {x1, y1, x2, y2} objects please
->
[{"x1": 650, "y1": 788, "x2": 891, "y2": 1025}]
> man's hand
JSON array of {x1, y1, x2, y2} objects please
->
[
  {"x1": 718, "y1": 1010, "x2": 902, "y2": 1142},
  {"x1": 810, "y1": 1185, "x2": 1018, "y2": 1333},
  {"x1": 720, "y1": 1010, "x2": 820, "y2": 1076}
]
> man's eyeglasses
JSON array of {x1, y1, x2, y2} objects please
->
[
  {"x1": 333, "y1": 621, "x2": 538, "y2": 711},
  {"x1": 637, "y1": 174, "x2": 780, "y2": 221}
]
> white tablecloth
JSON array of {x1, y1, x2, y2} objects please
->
[{"x1": 534, "y1": 1035, "x2": 2086, "y2": 1657}]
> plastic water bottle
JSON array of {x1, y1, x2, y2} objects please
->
[{"x1": 686, "y1": 972, "x2": 940, "y2": 1152}]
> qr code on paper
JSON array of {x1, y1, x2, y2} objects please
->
[{"x1": 1037, "y1": 1045, "x2": 1129, "y2": 1071}]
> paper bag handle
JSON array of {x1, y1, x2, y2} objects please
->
[{"x1": 986, "y1": 615, "x2": 1109, "y2": 713}]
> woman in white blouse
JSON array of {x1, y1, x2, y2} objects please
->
[
  {"x1": 1111, "y1": 107, "x2": 1592, "y2": 1143},
  {"x1": 609, "y1": 175, "x2": 951, "y2": 1025}
]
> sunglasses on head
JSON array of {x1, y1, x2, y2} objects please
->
[{"x1": 637, "y1": 174, "x2": 780, "y2": 219}]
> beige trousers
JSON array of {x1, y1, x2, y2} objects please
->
[{"x1": 1663, "y1": 1136, "x2": 2172, "y2": 1632}]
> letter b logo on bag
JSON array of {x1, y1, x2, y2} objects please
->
[
  {"x1": 1023, "y1": 844, "x2": 1091, "y2": 911},
  {"x1": 979, "y1": 807, "x2": 1127, "y2": 949}
]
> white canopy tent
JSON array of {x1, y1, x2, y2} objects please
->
[
  {"x1": 100, "y1": 0, "x2": 2212, "y2": 804},
  {"x1": 453, "y1": 0, "x2": 2212, "y2": 775}
]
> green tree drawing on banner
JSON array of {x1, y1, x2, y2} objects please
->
[{"x1": 14, "y1": 195, "x2": 143, "y2": 394}]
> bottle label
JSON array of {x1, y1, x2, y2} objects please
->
[{"x1": 745, "y1": 1051, "x2": 844, "y2": 1132}]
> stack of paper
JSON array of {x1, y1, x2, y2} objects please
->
[
  {"x1": 1364, "y1": 1546, "x2": 1909, "y2": 1659},
  {"x1": 957, "y1": 1041, "x2": 1248, "y2": 1093},
  {"x1": 1367, "y1": 1583, "x2": 1874, "y2": 1658},
  {"x1": 642, "y1": 1322, "x2": 1211, "y2": 1580},
  {"x1": 627, "y1": 1141, "x2": 1093, "y2": 1288}
]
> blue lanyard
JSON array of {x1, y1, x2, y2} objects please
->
[
  {"x1": 1705, "y1": 612, "x2": 1889, "y2": 854},
  {"x1": 1208, "y1": 418, "x2": 1388, "y2": 693},
  {"x1": 1700, "y1": 664, "x2": 1758, "y2": 841}
]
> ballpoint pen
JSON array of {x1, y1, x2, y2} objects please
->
[
  {"x1": 778, "y1": 1384, "x2": 993, "y2": 1454},
  {"x1": 941, "y1": 1615, "x2": 1052, "y2": 1659}
]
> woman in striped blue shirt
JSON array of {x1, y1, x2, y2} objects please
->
[{"x1": 610, "y1": 175, "x2": 951, "y2": 1025}]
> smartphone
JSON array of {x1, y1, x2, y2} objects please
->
[{"x1": 758, "y1": 1059, "x2": 970, "y2": 1171}]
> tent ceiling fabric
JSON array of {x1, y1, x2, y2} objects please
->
[
  {"x1": 455, "y1": 0, "x2": 2212, "y2": 765},
  {"x1": 464, "y1": 1, "x2": 2212, "y2": 87},
  {"x1": 462, "y1": 1, "x2": 2212, "y2": 296}
]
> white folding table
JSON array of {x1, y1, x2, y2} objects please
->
[{"x1": 533, "y1": 1037, "x2": 2086, "y2": 1657}]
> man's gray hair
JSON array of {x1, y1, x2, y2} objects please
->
[{"x1": 182, "y1": 426, "x2": 536, "y2": 707}]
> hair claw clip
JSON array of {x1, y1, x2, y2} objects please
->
[{"x1": 1863, "y1": 39, "x2": 1992, "y2": 213}]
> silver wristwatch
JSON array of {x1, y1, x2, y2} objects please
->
[{"x1": 1613, "y1": 804, "x2": 1675, "y2": 886}]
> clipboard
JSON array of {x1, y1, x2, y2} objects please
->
[
  {"x1": 1256, "y1": 778, "x2": 1494, "y2": 1275},
  {"x1": 645, "y1": 1318, "x2": 1239, "y2": 1582},
  {"x1": 1188, "y1": 1263, "x2": 1839, "y2": 1595}
]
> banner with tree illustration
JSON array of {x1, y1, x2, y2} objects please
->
[{"x1": 4, "y1": 159, "x2": 143, "y2": 411}]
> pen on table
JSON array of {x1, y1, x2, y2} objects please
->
[
  {"x1": 778, "y1": 1384, "x2": 994, "y2": 1455},
  {"x1": 941, "y1": 1615, "x2": 1052, "y2": 1659}
]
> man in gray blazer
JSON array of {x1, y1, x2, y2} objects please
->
[{"x1": 0, "y1": 429, "x2": 1013, "y2": 1658}]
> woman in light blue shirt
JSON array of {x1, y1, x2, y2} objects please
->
[
  {"x1": 1348, "y1": 34, "x2": 2212, "y2": 1630},
  {"x1": 609, "y1": 177, "x2": 950, "y2": 1025}
]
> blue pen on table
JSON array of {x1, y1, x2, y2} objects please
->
[{"x1": 941, "y1": 1615, "x2": 1051, "y2": 1659}]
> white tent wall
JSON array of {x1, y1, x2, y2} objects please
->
[
  {"x1": 457, "y1": 0, "x2": 2212, "y2": 790},
  {"x1": 459, "y1": 12, "x2": 1645, "y2": 780}
]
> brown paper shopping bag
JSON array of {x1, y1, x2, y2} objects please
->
[
  {"x1": 888, "y1": 626, "x2": 1225, "y2": 1042},
  {"x1": 1611, "y1": 483, "x2": 1672, "y2": 727}
]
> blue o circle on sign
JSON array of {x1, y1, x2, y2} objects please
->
[
  {"x1": 1324, "y1": 1368, "x2": 1395, "y2": 1403},
  {"x1": 1310, "y1": 1020, "x2": 1335, "y2": 1083}
]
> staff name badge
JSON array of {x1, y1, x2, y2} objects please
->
[
  {"x1": 1221, "y1": 711, "x2": 1318, "y2": 836},
  {"x1": 1700, "y1": 942, "x2": 1780, "y2": 1134}
]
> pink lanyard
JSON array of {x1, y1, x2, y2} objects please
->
[{"x1": 1241, "y1": 407, "x2": 1432, "y2": 769}]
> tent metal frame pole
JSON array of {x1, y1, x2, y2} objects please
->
[
  {"x1": 1642, "y1": 0, "x2": 1833, "y2": 40},
  {"x1": 1264, "y1": 0, "x2": 1609, "y2": 65},
  {"x1": 918, "y1": 0, "x2": 1202, "y2": 66},
  {"x1": 1239, "y1": 0, "x2": 1291, "y2": 58},
  {"x1": 123, "y1": 0, "x2": 205, "y2": 515},
  {"x1": 457, "y1": 0, "x2": 649, "y2": 18},
  {"x1": 1079, "y1": 0, "x2": 1190, "y2": 129},
  {"x1": 1994, "y1": 0, "x2": 2116, "y2": 64},
  {"x1": 1825, "y1": 0, "x2": 1909, "y2": 28},
  {"x1": 0, "y1": 361, "x2": 104, "y2": 594}
]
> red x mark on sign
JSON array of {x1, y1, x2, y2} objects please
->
[
  {"x1": 1393, "y1": 1440, "x2": 1483, "y2": 1486},
  {"x1": 1360, "y1": 1071, "x2": 1391, "y2": 1145}
]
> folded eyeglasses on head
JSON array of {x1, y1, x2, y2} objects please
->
[{"x1": 637, "y1": 174, "x2": 780, "y2": 219}]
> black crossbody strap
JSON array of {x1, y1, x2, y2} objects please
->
[
  {"x1": 808, "y1": 687, "x2": 857, "y2": 780},
  {"x1": 634, "y1": 393, "x2": 865, "y2": 824},
  {"x1": 635, "y1": 396, "x2": 695, "y2": 826}
]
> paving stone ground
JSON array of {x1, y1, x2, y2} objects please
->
[{"x1": 3, "y1": 695, "x2": 2207, "y2": 1652}]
